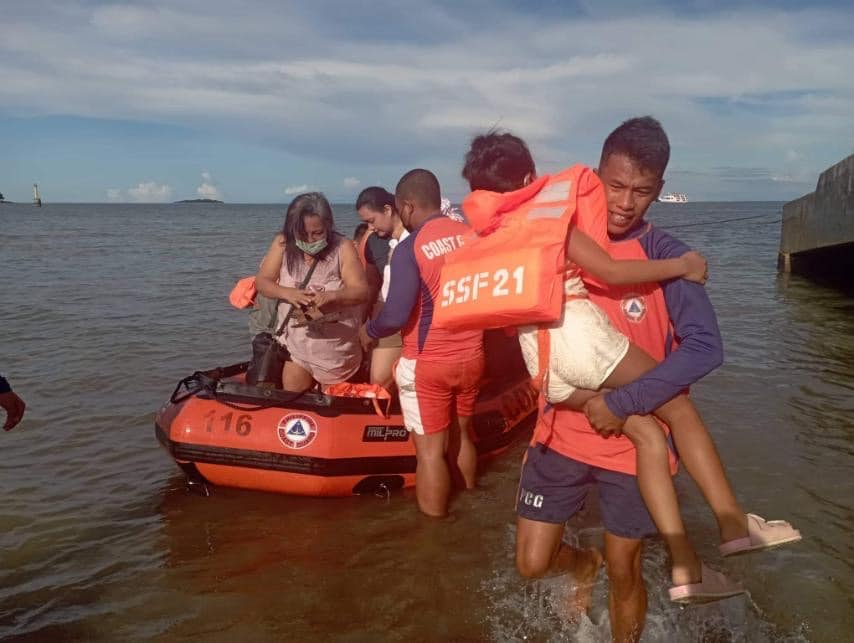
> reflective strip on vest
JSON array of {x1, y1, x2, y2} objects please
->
[
  {"x1": 533, "y1": 180, "x2": 572, "y2": 203},
  {"x1": 433, "y1": 164, "x2": 605, "y2": 332},
  {"x1": 527, "y1": 206, "x2": 566, "y2": 220}
]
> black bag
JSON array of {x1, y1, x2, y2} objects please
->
[
  {"x1": 245, "y1": 257, "x2": 320, "y2": 389},
  {"x1": 245, "y1": 332, "x2": 290, "y2": 388}
]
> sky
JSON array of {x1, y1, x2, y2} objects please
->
[{"x1": 2, "y1": 0, "x2": 853, "y2": 203}]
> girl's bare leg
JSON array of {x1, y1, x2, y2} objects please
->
[
  {"x1": 370, "y1": 346, "x2": 401, "y2": 389},
  {"x1": 621, "y1": 414, "x2": 701, "y2": 586},
  {"x1": 570, "y1": 344, "x2": 748, "y2": 542},
  {"x1": 652, "y1": 399, "x2": 748, "y2": 542},
  {"x1": 565, "y1": 392, "x2": 702, "y2": 582},
  {"x1": 561, "y1": 344, "x2": 709, "y2": 584}
]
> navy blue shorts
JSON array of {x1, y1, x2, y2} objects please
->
[{"x1": 516, "y1": 444, "x2": 656, "y2": 540}]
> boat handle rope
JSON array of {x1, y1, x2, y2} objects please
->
[
  {"x1": 212, "y1": 393, "x2": 303, "y2": 412},
  {"x1": 169, "y1": 372, "x2": 210, "y2": 404},
  {"x1": 168, "y1": 362, "x2": 251, "y2": 404},
  {"x1": 169, "y1": 363, "x2": 313, "y2": 411},
  {"x1": 212, "y1": 381, "x2": 312, "y2": 410}
]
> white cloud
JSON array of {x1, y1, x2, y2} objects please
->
[
  {"x1": 197, "y1": 182, "x2": 222, "y2": 200},
  {"x1": 2, "y1": 3, "x2": 853, "y2": 199},
  {"x1": 196, "y1": 171, "x2": 223, "y2": 200},
  {"x1": 284, "y1": 184, "x2": 312, "y2": 195},
  {"x1": 90, "y1": 5, "x2": 163, "y2": 36},
  {"x1": 127, "y1": 181, "x2": 172, "y2": 202},
  {"x1": 343, "y1": 177, "x2": 361, "y2": 189},
  {"x1": 106, "y1": 188, "x2": 123, "y2": 201}
]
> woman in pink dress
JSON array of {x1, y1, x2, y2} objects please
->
[{"x1": 256, "y1": 193, "x2": 371, "y2": 392}]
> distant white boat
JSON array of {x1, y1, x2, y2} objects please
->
[
  {"x1": 658, "y1": 192, "x2": 688, "y2": 203},
  {"x1": 33, "y1": 183, "x2": 42, "y2": 207}
]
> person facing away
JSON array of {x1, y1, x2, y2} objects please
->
[
  {"x1": 0, "y1": 373, "x2": 26, "y2": 431},
  {"x1": 359, "y1": 169, "x2": 484, "y2": 518},
  {"x1": 255, "y1": 192, "x2": 371, "y2": 392},
  {"x1": 356, "y1": 186, "x2": 411, "y2": 390},
  {"x1": 464, "y1": 121, "x2": 804, "y2": 620}
]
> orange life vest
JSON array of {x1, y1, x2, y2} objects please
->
[
  {"x1": 229, "y1": 276, "x2": 257, "y2": 309},
  {"x1": 356, "y1": 230, "x2": 373, "y2": 270},
  {"x1": 433, "y1": 164, "x2": 608, "y2": 331},
  {"x1": 322, "y1": 382, "x2": 392, "y2": 418}
]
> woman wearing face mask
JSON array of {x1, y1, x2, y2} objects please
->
[{"x1": 256, "y1": 192, "x2": 371, "y2": 392}]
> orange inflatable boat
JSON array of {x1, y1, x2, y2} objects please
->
[{"x1": 155, "y1": 333, "x2": 536, "y2": 497}]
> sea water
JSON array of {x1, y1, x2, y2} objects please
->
[{"x1": 0, "y1": 202, "x2": 850, "y2": 641}]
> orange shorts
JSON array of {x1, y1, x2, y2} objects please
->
[{"x1": 394, "y1": 355, "x2": 485, "y2": 435}]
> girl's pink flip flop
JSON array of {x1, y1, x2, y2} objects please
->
[
  {"x1": 719, "y1": 513, "x2": 802, "y2": 557},
  {"x1": 669, "y1": 563, "x2": 745, "y2": 604}
]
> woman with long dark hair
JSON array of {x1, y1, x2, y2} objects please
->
[{"x1": 256, "y1": 192, "x2": 370, "y2": 392}]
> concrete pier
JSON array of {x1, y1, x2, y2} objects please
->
[{"x1": 779, "y1": 154, "x2": 854, "y2": 278}]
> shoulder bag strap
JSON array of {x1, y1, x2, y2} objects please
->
[{"x1": 274, "y1": 255, "x2": 320, "y2": 336}]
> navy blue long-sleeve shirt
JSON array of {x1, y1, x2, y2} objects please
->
[{"x1": 600, "y1": 223, "x2": 724, "y2": 418}]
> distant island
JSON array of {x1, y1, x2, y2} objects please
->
[{"x1": 174, "y1": 198, "x2": 223, "y2": 203}]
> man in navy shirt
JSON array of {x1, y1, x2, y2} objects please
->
[{"x1": 515, "y1": 117, "x2": 799, "y2": 640}]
